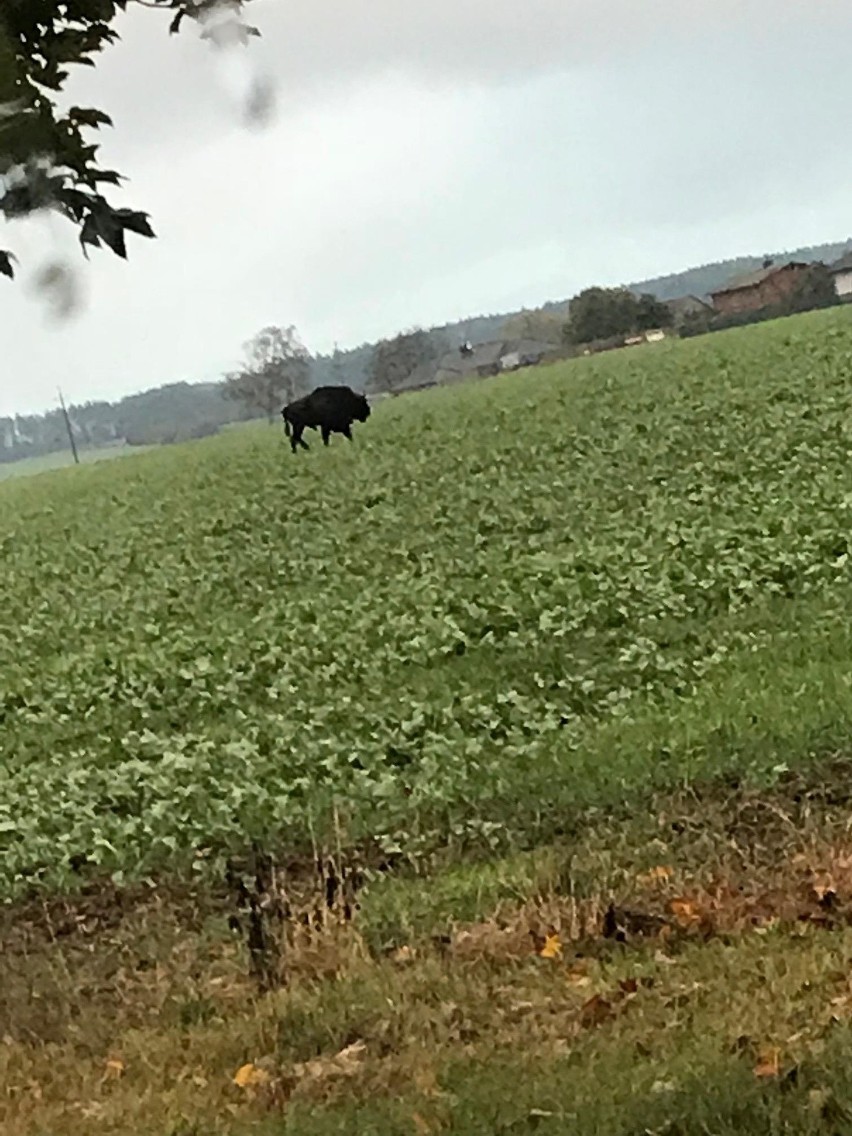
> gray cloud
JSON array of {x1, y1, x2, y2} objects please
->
[{"x1": 2, "y1": 0, "x2": 852, "y2": 415}]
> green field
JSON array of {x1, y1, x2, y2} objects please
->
[
  {"x1": 0, "y1": 442, "x2": 156, "y2": 482},
  {"x1": 2, "y1": 308, "x2": 852, "y2": 899},
  {"x1": 5, "y1": 307, "x2": 852, "y2": 1135}
]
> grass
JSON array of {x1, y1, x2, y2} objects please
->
[
  {"x1": 5, "y1": 761, "x2": 852, "y2": 1135},
  {"x1": 4, "y1": 305, "x2": 852, "y2": 1131}
]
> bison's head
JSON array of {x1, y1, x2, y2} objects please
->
[{"x1": 355, "y1": 395, "x2": 371, "y2": 422}]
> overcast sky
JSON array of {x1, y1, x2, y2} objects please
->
[{"x1": 2, "y1": 0, "x2": 852, "y2": 416}]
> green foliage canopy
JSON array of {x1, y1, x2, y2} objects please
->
[{"x1": 0, "y1": 0, "x2": 259, "y2": 280}]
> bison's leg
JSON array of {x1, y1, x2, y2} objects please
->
[
  {"x1": 321, "y1": 425, "x2": 331, "y2": 446},
  {"x1": 291, "y1": 423, "x2": 309, "y2": 453},
  {"x1": 341, "y1": 422, "x2": 353, "y2": 441}
]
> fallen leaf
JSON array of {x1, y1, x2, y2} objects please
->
[
  {"x1": 579, "y1": 994, "x2": 612, "y2": 1028},
  {"x1": 539, "y1": 933, "x2": 562, "y2": 959},
  {"x1": 104, "y1": 1058, "x2": 125, "y2": 1079},
  {"x1": 670, "y1": 898, "x2": 702, "y2": 927},
  {"x1": 618, "y1": 977, "x2": 639, "y2": 996},
  {"x1": 233, "y1": 1063, "x2": 271, "y2": 1089},
  {"x1": 753, "y1": 1046, "x2": 781, "y2": 1079},
  {"x1": 811, "y1": 872, "x2": 836, "y2": 902},
  {"x1": 294, "y1": 1040, "x2": 366, "y2": 1084},
  {"x1": 638, "y1": 866, "x2": 673, "y2": 886},
  {"x1": 566, "y1": 969, "x2": 592, "y2": 988},
  {"x1": 393, "y1": 945, "x2": 417, "y2": 964}
]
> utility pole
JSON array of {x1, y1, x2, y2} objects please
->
[{"x1": 58, "y1": 387, "x2": 80, "y2": 465}]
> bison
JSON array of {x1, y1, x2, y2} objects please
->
[{"x1": 281, "y1": 385, "x2": 371, "y2": 454}]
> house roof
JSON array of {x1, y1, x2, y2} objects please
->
[
  {"x1": 665, "y1": 294, "x2": 712, "y2": 316},
  {"x1": 392, "y1": 361, "x2": 439, "y2": 392},
  {"x1": 438, "y1": 339, "x2": 553, "y2": 373},
  {"x1": 828, "y1": 251, "x2": 852, "y2": 274},
  {"x1": 710, "y1": 261, "x2": 810, "y2": 296}
]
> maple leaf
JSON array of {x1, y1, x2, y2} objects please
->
[{"x1": 539, "y1": 933, "x2": 562, "y2": 959}]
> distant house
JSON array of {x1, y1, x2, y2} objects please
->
[
  {"x1": 385, "y1": 360, "x2": 441, "y2": 397},
  {"x1": 709, "y1": 260, "x2": 811, "y2": 316},
  {"x1": 665, "y1": 294, "x2": 713, "y2": 325},
  {"x1": 432, "y1": 339, "x2": 549, "y2": 383},
  {"x1": 827, "y1": 251, "x2": 852, "y2": 299},
  {"x1": 499, "y1": 339, "x2": 553, "y2": 372}
]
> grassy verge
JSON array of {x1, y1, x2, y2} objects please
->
[{"x1": 6, "y1": 758, "x2": 852, "y2": 1135}]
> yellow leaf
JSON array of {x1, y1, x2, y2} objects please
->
[
  {"x1": 539, "y1": 933, "x2": 562, "y2": 959},
  {"x1": 104, "y1": 1058, "x2": 125, "y2": 1079},
  {"x1": 233, "y1": 1063, "x2": 271, "y2": 1089}
]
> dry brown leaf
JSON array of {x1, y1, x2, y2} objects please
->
[
  {"x1": 753, "y1": 1046, "x2": 781, "y2": 1079},
  {"x1": 294, "y1": 1040, "x2": 367, "y2": 1084},
  {"x1": 539, "y1": 933, "x2": 562, "y2": 959},
  {"x1": 566, "y1": 968, "x2": 592, "y2": 988},
  {"x1": 670, "y1": 898, "x2": 702, "y2": 927},
  {"x1": 579, "y1": 994, "x2": 612, "y2": 1028},
  {"x1": 638, "y1": 865, "x2": 673, "y2": 887},
  {"x1": 392, "y1": 945, "x2": 418, "y2": 964},
  {"x1": 104, "y1": 1058, "x2": 125, "y2": 1079},
  {"x1": 811, "y1": 874, "x2": 837, "y2": 903},
  {"x1": 233, "y1": 1063, "x2": 272, "y2": 1089}
]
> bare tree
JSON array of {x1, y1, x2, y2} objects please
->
[{"x1": 222, "y1": 325, "x2": 311, "y2": 422}]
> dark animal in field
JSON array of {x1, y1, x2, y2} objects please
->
[{"x1": 281, "y1": 385, "x2": 371, "y2": 454}]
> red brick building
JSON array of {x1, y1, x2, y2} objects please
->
[{"x1": 709, "y1": 261, "x2": 812, "y2": 316}]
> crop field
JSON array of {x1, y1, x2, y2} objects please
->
[
  {"x1": 0, "y1": 442, "x2": 154, "y2": 482},
  {"x1": 2, "y1": 307, "x2": 852, "y2": 902}
]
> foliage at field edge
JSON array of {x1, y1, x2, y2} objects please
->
[{"x1": 1, "y1": 307, "x2": 852, "y2": 898}]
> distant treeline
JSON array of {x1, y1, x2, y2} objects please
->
[{"x1": 3, "y1": 236, "x2": 850, "y2": 464}]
